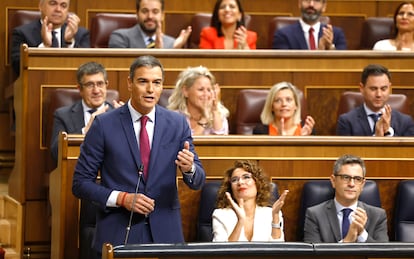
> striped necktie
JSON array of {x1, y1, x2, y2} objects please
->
[{"x1": 147, "y1": 38, "x2": 155, "y2": 48}]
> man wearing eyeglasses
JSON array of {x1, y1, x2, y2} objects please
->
[
  {"x1": 304, "y1": 154, "x2": 389, "y2": 243},
  {"x1": 272, "y1": 0, "x2": 347, "y2": 50},
  {"x1": 50, "y1": 61, "x2": 123, "y2": 164}
]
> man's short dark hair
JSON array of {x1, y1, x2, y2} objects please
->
[
  {"x1": 76, "y1": 62, "x2": 107, "y2": 85},
  {"x1": 333, "y1": 154, "x2": 366, "y2": 177},
  {"x1": 136, "y1": 0, "x2": 164, "y2": 11},
  {"x1": 129, "y1": 55, "x2": 165, "y2": 80},
  {"x1": 361, "y1": 64, "x2": 391, "y2": 85}
]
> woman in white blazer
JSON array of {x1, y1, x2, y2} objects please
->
[{"x1": 212, "y1": 160, "x2": 289, "y2": 242}]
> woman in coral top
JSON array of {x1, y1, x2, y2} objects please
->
[
  {"x1": 253, "y1": 82, "x2": 315, "y2": 136},
  {"x1": 200, "y1": 0, "x2": 257, "y2": 49}
]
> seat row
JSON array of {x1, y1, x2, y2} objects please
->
[
  {"x1": 198, "y1": 179, "x2": 414, "y2": 242},
  {"x1": 42, "y1": 87, "x2": 409, "y2": 139},
  {"x1": 8, "y1": 10, "x2": 394, "y2": 52}
]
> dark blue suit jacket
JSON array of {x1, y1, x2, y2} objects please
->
[
  {"x1": 272, "y1": 21, "x2": 347, "y2": 50},
  {"x1": 50, "y1": 100, "x2": 113, "y2": 163},
  {"x1": 72, "y1": 104, "x2": 206, "y2": 252},
  {"x1": 11, "y1": 19, "x2": 90, "y2": 76},
  {"x1": 336, "y1": 105, "x2": 414, "y2": 136}
]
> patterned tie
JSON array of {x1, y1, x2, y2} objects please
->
[
  {"x1": 51, "y1": 31, "x2": 59, "y2": 47},
  {"x1": 369, "y1": 113, "x2": 381, "y2": 134},
  {"x1": 309, "y1": 27, "x2": 316, "y2": 50},
  {"x1": 140, "y1": 116, "x2": 150, "y2": 180},
  {"x1": 341, "y1": 208, "x2": 352, "y2": 239},
  {"x1": 146, "y1": 38, "x2": 155, "y2": 48}
]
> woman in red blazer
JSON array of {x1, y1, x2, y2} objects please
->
[{"x1": 200, "y1": 0, "x2": 257, "y2": 49}]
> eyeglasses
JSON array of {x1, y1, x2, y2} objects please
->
[
  {"x1": 335, "y1": 174, "x2": 365, "y2": 184},
  {"x1": 230, "y1": 174, "x2": 253, "y2": 184},
  {"x1": 81, "y1": 81, "x2": 107, "y2": 89},
  {"x1": 397, "y1": 11, "x2": 414, "y2": 18},
  {"x1": 302, "y1": 0, "x2": 323, "y2": 4}
]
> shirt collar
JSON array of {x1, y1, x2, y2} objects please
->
[
  {"x1": 127, "y1": 99, "x2": 156, "y2": 123},
  {"x1": 334, "y1": 198, "x2": 358, "y2": 214},
  {"x1": 82, "y1": 100, "x2": 105, "y2": 112},
  {"x1": 363, "y1": 103, "x2": 383, "y2": 116},
  {"x1": 138, "y1": 26, "x2": 156, "y2": 44},
  {"x1": 299, "y1": 19, "x2": 321, "y2": 34}
]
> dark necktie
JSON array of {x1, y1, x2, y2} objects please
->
[
  {"x1": 341, "y1": 208, "x2": 352, "y2": 239},
  {"x1": 309, "y1": 27, "x2": 316, "y2": 50},
  {"x1": 369, "y1": 113, "x2": 381, "y2": 134},
  {"x1": 147, "y1": 38, "x2": 155, "y2": 48},
  {"x1": 88, "y1": 109, "x2": 97, "y2": 114},
  {"x1": 51, "y1": 31, "x2": 59, "y2": 47},
  {"x1": 140, "y1": 116, "x2": 150, "y2": 180}
]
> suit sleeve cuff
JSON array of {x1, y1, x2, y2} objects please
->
[
  {"x1": 357, "y1": 229, "x2": 368, "y2": 242},
  {"x1": 107, "y1": 190, "x2": 121, "y2": 207}
]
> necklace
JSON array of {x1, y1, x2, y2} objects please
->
[{"x1": 197, "y1": 121, "x2": 209, "y2": 128}]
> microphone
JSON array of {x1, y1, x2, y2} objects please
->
[{"x1": 124, "y1": 164, "x2": 144, "y2": 245}]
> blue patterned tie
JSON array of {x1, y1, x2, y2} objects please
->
[{"x1": 342, "y1": 208, "x2": 352, "y2": 239}]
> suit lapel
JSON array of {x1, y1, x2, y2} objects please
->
[
  {"x1": 119, "y1": 105, "x2": 141, "y2": 169},
  {"x1": 34, "y1": 20, "x2": 43, "y2": 45},
  {"x1": 71, "y1": 101, "x2": 85, "y2": 132},
  {"x1": 357, "y1": 106, "x2": 372, "y2": 135},
  {"x1": 147, "y1": 106, "x2": 169, "y2": 182},
  {"x1": 326, "y1": 200, "x2": 342, "y2": 241},
  {"x1": 135, "y1": 25, "x2": 148, "y2": 48},
  {"x1": 294, "y1": 22, "x2": 309, "y2": 49}
]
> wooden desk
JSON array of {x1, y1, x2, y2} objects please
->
[
  {"x1": 12, "y1": 47, "x2": 414, "y2": 257},
  {"x1": 101, "y1": 242, "x2": 414, "y2": 259},
  {"x1": 50, "y1": 134, "x2": 414, "y2": 259}
]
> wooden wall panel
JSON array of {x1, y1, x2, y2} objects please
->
[
  {"x1": 51, "y1": 135, "x2": 414, "y2": 258},
  {"x1": 1, "y1": 1, "x2": 413, "y2": 256}
]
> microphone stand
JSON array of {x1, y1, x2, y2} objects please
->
[{"x1": 124, "y1": 164, "x2": 144, "y2": 245}]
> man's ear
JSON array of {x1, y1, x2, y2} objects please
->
[{"x1": 330, "y1": 174, "x2": 336, "y2": 189}]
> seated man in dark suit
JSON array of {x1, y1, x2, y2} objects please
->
[
  {"x1": 273, "y1": 0, "x2": 347, "y2": 50},
  {"x1": 304, "y1": 154, "x2": 389, "y2": 243},
  {"x1": 50, "y1": 62, "x2": 123, "y2": 164},
  {"x1": 337, "y1": 64, "x2": 414, "y2": 136},
  {"x1": 11, "y1": 0, "x2": 90, "y2": 76},
  {"x1": 108, "y1": 0, "x2": 191, "y2": 49}
]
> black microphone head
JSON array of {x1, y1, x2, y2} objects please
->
[{"x1": 138, "y1": 164, "x2": 144, "y2": 174}]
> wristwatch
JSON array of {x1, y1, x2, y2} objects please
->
[
  {"x1": 384, "y1": 127, "x2": 394, "y2": 136},
  {"x1": 271, "y1": 221, "x2": 282, "y2": 229},
  {"x1": 184, "y1": 164, "x2": 195, "y2": 175}
]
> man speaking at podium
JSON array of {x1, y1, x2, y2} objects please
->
[{"x1": 72, "y1": 55, "x2": 206, "y2": 259}]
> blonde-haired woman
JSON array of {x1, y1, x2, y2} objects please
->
[
  {"x1": 167, "y1": 66, "x2": 229, "y2": 135},
  {"x1": 254, "y1": 82, "x2": 315, "y2": 135}
]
